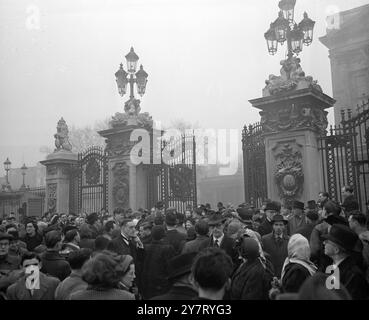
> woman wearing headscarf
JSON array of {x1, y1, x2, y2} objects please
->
[{"x1": 280, "y1": 234, "x2": 317, "y2": 293}]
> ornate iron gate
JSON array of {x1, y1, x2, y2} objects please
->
[
  {"x1": 72, "y1": 146, "x2": 108, "y2": 214},
  {"x1": 319, "y1": 100, "x2": 369, "y2": 210},
  {"x1": 145, "y1": 133, "x2": 197, "y2": 212},
  {"x1": 242, "y1": 122, "x2": 267, "y2": 208}
]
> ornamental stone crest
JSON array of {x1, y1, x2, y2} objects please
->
[
  {"x1": 260, "y1": 102, "x2": 328, "y2": 134},
  {"x1": 47, "y1": 183, "x2": 57, "y2": 213},
  {"x1": 112, "y1": 162, "x2": 129, "y2": 208},
  {"x1": 273, "y1": 143, "x2": 304, "y2": 205},
  {"x1": 263, "y1": 57, "x2": 322, "y2": 97},
  {"x1": 110, "y1": 98, "x2": 153, "y2": 128},
  {"x1": 54, "y1": 117, "x2": 72, "y2": 152},
  {"x1": 105, "y1": 137, "x2": 137, "y2": 158}
]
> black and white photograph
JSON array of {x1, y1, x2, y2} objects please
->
[{"x1": 0, "y1": 0, "x2": 369, "y2": 306}]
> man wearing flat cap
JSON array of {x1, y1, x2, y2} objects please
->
[
  {"x1": 288, "y1": 200, "x2": 307, "y2": 236},
  {"x1": 323, "y1": 224, "x2": 369, "y2": 299}
]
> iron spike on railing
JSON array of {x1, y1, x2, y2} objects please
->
[{"x1": 340, "y1": 109, "x2": 345, "y2": 122}]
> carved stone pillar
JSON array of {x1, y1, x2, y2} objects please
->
[
  {"x1": 40, "y1": 118, "x2": 77, "y2": 214},
  {"x1": 249, "y1": 87, "x2": 335, "y2": 206},
  {"x1": 99, "y1": 104, "x2": 153, "y2": 212}
]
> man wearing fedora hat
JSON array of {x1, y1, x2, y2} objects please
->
[
  {"x1": 288, "y1": 201, "x2": 307, "y2": 236},
  {"x1": 258, "y1": 201, "x2": 280, "y2": 237},
  {"x1": 323, "y1": 224, "x2": 369, "y2": 299},
  {"x1": 205, "y1": 213, "x2": 238, "y2": 264},
  {"x1": 261, "y1": 214, "x2": 290, "y2": 278},
  {"x1": 150, "y1": 252, "x2": 198, "y2": 300}
]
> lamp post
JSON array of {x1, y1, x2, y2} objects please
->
[
  {"x1": 20, "y1": 163, "x2": 28, "y2": 190},
  {"x1": 115, "y1": 47, "x2": 148, "y2": 107},
  {"x1": 264, "y1": 0, "x2": 315, "y2": 73},
  {"x1": 3, "y1": 157, "x2": 11, "y2": 189}
]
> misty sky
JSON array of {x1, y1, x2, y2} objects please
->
[{"x1": 0, "y1": 0, "x2": 368, "y2": 175}]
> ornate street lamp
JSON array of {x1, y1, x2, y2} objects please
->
[
  {"x1": 278, "y1": 0, "x2": 296, "y2": 22},
  {"x1": 115, "y1": 47, "x2": 148, "y2": 104},
  {"x1": 290, "y1": 24, "x2": 304, "y2": 54},
  {"x1": 135, "y1": 65, "x2": 148, "y2": 97},
  {"x1": 298, "y1": 12, "x2": 315, "y2": 46},
  {"x1": 3, "y1": 157, "x2": 11, "y2": 186},
  {"x1": 264, "y1": 0, "x2": 315, "y2": 61},
  {"x1": 125, "y1": 47, "x2": 139, "y2": 73},
  {"x1": 273, "y1": 11, "x2": 289, "y2": 44},
  {"x1": 264, "y1": 24, "x2": 278, "y2": 55},
  {"x1": 20, "y1": 163, "x2": 27, "y2": 190},
  {"x1": 115, "y1": 63, "x2": 129, "y2": 96}
]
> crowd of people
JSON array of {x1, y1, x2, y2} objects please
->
[{"x1": 1, "y1": 185, "x2": 369, "y2": 300}]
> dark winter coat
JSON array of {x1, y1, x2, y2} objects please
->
[
  {"x1": 70, "y1": 287, "x2": 134, "y2": 300},
  {"x1": 295, "y1": 223, "x2": 316, "y2": 241},
  {"x1": 40, "y1": 250, "x2": 71, "y2": 281},
  {"x1": 181, "y1": 235, "x2": 209, "y2": 254},
  {"x1": 162, "y1": 229, "x2": 187, "y2": 255},
  {"x1": 141, "y1": 240, "x2": 175, "y2": 299},
  {"x1": 6, "y1": 272, "x2": 60, "y2": 300},
  {"x1": 261, "y1": 233, "x2": 289, "y2": 278},
  {"x1": 230, "y1": 258, "x2": 269, "y2": 300},
  {"x1": 21, "y1": 233, "x2": 43, "y2": 252},
  {"x1": 54, "y1": 271, "x2": 87, "y2": 300},
  {"x1": 337, "y1": 256, "x2": 369, "y2": 300},
  {"x1": 205, "y1": 235, "x2": 238, "y2": 265},
  {"x1": 281, "y1": 263, "x2": 311, "y2": 293},
  {"x1": 150, "y1": 284, "x2": 197, "y2": 300}
]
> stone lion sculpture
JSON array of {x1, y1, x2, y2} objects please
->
[{"x1": 54, "y1": 117, "x2": 72, "y2": 151}]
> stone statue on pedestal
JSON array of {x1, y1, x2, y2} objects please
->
[
  {"x1": 110, "y1": 97, "x2": 153, "y2": 128},
  {"x1": 263, "y1": 57, "x2": 322, "y2": 97},
  {"x1": 54, "y1": 117, "x2": 72, "y2": 152}
]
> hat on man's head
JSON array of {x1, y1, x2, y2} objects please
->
[
  {"x1": 322, "y1": 224, "x2": 358, "y2": 252},
  {"x1": 271, "y1": 214, "x2": 288, "y2": 225},
  {"x1": 0, "y1": 232, "x2": 13, "y2": 241},
  {"x1": 165, "y1": 211, "x2": 177, "y2": 226},
  {"x1": 324, "y1": 215, "x2": 348, "y2": 227},
  {"x1": 306, "y1": 211, "x2": 319, "y2": 222},
  {"x1": 306, "y1": 200, "x2": 317, "y2": 210},
  {"x1": 237, "y1": 207, "x2": 254, "y2": 222},
  {"x1": 265, "y1": 202, "x2": 280, "y2": 212},
  {"x1": 167, "y1": 252, "x2": 198, "y2": 281},
  {"x1": 207, "y1": 213, "x2": 227, "y2": 226},
  {"x1": 292, "y1": 201, "x2": 304, "y2": 210},
  {"x1": 86, "y1": 212, "x2": 99, "y2": 225}
]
